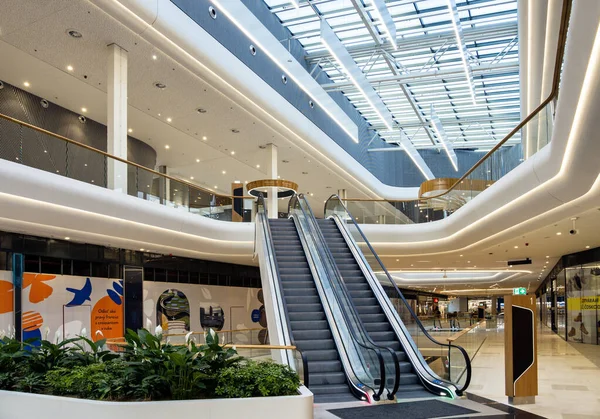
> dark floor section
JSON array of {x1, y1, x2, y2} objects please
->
[
  {"x1": 465, "y1": 393, "x2": 549, "y2": 418},
  {"x1": 328, "y1": 399, "x2": 477, "y2": 419}
]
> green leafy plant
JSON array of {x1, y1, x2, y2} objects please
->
[
  {"x1": 0, "y1": 328, "x2": 301, "y2": 401},
  {"x1": 215, "y1": 360, "x2": 300, "y2": 398}
]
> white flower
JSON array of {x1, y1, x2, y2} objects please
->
[
  {"x1": 44, "y1": 327, "x2": 50, "y2": 340},
  {"x1": 0, "y1": 329, "x2": 5, "y2": 339},
  {"x1": 185, "y1": 331, "x2": 193, "y2": 344},
  {"x1": 166, "y1": 338, "x2": 171, "y2": 345},
  {"x1": 155, "y1": 325, "x2": 163, "y2": 336},
  {"x1": 54, "y1": 329, "x2": 62, "y2": 344},
  {"x1": 81, "y1": 328, "x2": 87, "y2": 337},
  {"x1": 95, "y1": 330, "x2": 104, "y2": 337},
  {"x1": 232, "y1": 345, "x2": 237, "y2": 351},
  {"x1": 209, "y1": 328, "x2": 216, "y2": 338},
  {"x1": 146, "y1": 318, "x2": 152, "y2": 330}
]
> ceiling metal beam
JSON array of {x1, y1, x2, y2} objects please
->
[
  {"x1": 320, "y1": 18, "x2": 395, "y2": 129},
  {"x1": 321, "y1": 62, "x2": 518, "y2": 91}
]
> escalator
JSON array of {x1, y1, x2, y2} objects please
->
[
  {"x1": 269, "y1": 218, "x2": 354, "y2": 403},
  {"x1": 317, "y1": 218, "x2": 428, "y2": 398},
  {"x1": 256, "y1": 196, "x2": 396, "y2": 404},
  {"x1": 321, "y1": 195, "x2": 472, "y2": 398}
]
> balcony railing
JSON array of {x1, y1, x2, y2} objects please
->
[{"x1": 0, "y1": 112, "x2": 255, "y2": 222}]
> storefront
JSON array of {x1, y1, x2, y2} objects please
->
[{"x1": 537, "y1": 247, "x2": 600, "y2": 345}]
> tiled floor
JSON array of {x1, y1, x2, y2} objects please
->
[
  {"x1": 314, "y1": 323, "x2": 600, "y2": 418},
  {"x1": 468, "y1": 323, "x2": 600, "y2": 419}
]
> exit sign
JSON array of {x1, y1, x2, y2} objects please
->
[{"x1": 513, "y1": 287, "x2": 527, "y2": 295}]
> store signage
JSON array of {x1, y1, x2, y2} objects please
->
[
  {"x1": 513, "y1": 287, "x2": 527, "y2": 295},
  {"x1": 567, "y1": 296, "x2": 600, "y2": 311}
]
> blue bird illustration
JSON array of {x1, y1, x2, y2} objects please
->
[{"x1": 66, "y1": 278, "x2": 92, "y2": 306}]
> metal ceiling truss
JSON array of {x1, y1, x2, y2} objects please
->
[{"x1": 264, "y1": 0, "x2": 519, "y2": 155}]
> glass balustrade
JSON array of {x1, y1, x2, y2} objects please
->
[{"x1": 0, "y1": 114, "x2": 254, "y2": 222}]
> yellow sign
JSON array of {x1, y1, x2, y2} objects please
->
[{"x1": 567, "y1": 296, "x2": 600, "y2": 311}]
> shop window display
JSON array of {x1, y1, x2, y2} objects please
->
[{"x1": 565, "y1": 265, "x2": 600, "y2": 345}]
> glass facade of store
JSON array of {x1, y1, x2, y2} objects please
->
[{"x1": 538, "y1": 247, "x2": 600, "y2": 345}]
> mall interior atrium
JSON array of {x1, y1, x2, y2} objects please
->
[{"x1": 0, "y1": 0, "x2": 599, "y2": 418}]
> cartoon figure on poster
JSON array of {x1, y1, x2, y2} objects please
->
[
  {"x1": 199, "y1": 303, "x2": 225, "y2": 331},
  {"x1": 156, "y1": 289, "x2": 191, "y2": 334}
]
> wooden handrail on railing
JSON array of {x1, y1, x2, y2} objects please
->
[
  {"x1": 0, "y1": 112, "x2": 255, "y2": 201},
  {"x1": 342, "y1": 0, "x2": 572, "y2": 205},
  {"x1": 163, "y1": 327, "x2": 265, "y2": 337},
  {"x1": 446, "y1": 320, "x2": 485, "y2": 343}
]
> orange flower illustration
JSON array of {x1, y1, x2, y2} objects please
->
[
  {"x1": 0, "y1": 281, "x2": 13, "y2": 314},
  {"x1": 23, "y1": 273, "x2": 56, "y2": 304}
]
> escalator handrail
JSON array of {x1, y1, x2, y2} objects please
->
[
  {"x1": 290, "y1": 194, "x2": 400, "y2": 399},
  {"x1": 324, "y1": 194, "x2": 472, "y2": 394},
  {"x1": 255, "y1": 194, "x2": 309, "y2": 388}
]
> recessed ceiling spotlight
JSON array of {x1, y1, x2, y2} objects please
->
[
  {"x1": 245, "y1": 181, "x2": 248, "y2": 184},
  {"x1": 586, "y1": 245, "x2": 590, "y2": 249},
  {"x1": 67, "y1": 65, "x2": 74, "y2": 72},
  {"x1": 230, "y1": 151, "x2": 235, "y2": 155},
  {"x1": 128, "y1": 128, "x2": 133, "y2": 133},
  {"x1": 165, "y1": 145, "x2": 170, "y2": 149},
  {"x1": 166, "y1": 117, "x2": 172, "y2": 123},
  {"x1": 152, "y1": 55, "x2": 157, "y2": 60},
  {"x1": 310, "y1": 193, "x2": 314, "y2": 196},
  {"x1": 196, "y1": 108, "x2": 207, "y2": 114},
  {"x1": 40, "y1": 99, "x2": 49, "y2": 109},
  {"x1": 64, "y1": 237, "x2": 70, "y2": 240},
  {"x1": 546, "y1": 255, "x2": 550, "y2": 258},
  {"x1": 140, "y1": 248, "x2": 145, "y2": 251},
  {"x1": 214, "y1": 185, "x2": 218, "y2": 189},
  {"x1": 556, "y1": 232, "x2": 562, "y2": 235},
  {"x1": 23, "y1": 81, "x2": 30, "y2": 87},
  {"x1": 202, "y1": 136, "x2": 207, "y2": 141},
  {"x1": 231, "y1": 129, "x2": 240, "y2": 134},
  {"x1": 196, "y1": 158, "x2": 200, "y2": 162},
  {"x1": 67, "y1": 29, "x2": 83, "y2": 38},
  {"x1": 78, "y1": 115, "x2": 86, "y2": 124},
  {"x1": 514, "y1": 245, "x2": 518, "y2": 249},
  {"x1": 460, "y1": 254, "x2": 463, "y2": 257},
  {"x1": 81, "y1": 107, "x2": 87, "y2": 113},
  {"x1": 256, "y1": 164, "x2": 260, "y2": 168},
  {"x1": 153, "y1": 82, "x2": 167, "y2": 89},
  {"x1": 222, "y1": 170, "x2": 226, "y2": 174},
  {"x1": 190, "y1": 176, "x2": 194, "y2": 180},
  {"x1": 395, "y1": 259, "x2": 399, "y2": 262}
]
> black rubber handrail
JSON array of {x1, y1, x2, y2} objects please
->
[
  {"x1": 255, "y1": 194, "x2": 309, "y2": 388},
  {"x1": 324, "y1": 194, "x2": 472, "y2": 394},
  {"x1": 290, "y1": 194, "x2": 400, "y2": 400}
]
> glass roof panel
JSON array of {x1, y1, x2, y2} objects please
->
[{"x1": 263, "y1": 0, "x2": 519, "y2": 151}]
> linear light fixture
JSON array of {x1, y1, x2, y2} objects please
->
[
  {"x1": 397, "y1": 130, "x2": 434, "y2": 180},
  {"x1": 211, "y1": 0, "x2": 359, "y2": 143},
  {"x1": 369, "y1": 0, "x2": 397, "y2": 50},
  {"x1": 290, "y1": 0, "x2": 300, "y2": 9},
  {"x1": 430, "y1": 104, "x2": 458, "y2": 171},
  {"x1": 320, "y1": 18, "x2": 394, "y2": 130},
  {"x1": 446, "y1": 0, "x2": 477, "y2": 105}
]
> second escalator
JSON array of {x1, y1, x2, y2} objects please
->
[{"x1": 316, "y1": 218, "x2": 430, "y2": 398}]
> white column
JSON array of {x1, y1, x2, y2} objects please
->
[
  {"x1": 266, "y1": 143, "x2": 278, "y2": 218},
  {"x1": 538, "y1": 0, "x2": 563, "y2": 150},
  {"x1": 518, "y1": 0, "x2": 528, "y2": 156},
  {"x1": 525, "y1": 0, "x2": 548, "y2": 159},
  {"x1": 107, "y1": 43, "x2": 128, "y2": 193}
]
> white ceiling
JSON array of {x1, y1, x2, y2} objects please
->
[{"x1": 0, "y1": 0, "x2": 359, "y2": 214}]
